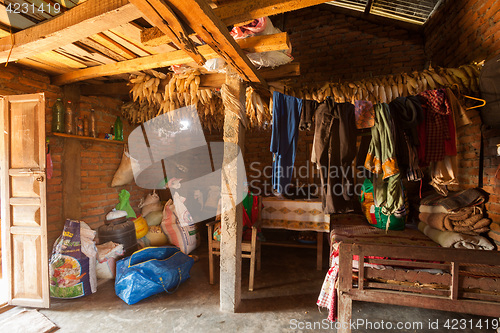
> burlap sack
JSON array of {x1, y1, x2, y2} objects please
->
[{"x1": 111, "y1": 148, "x2": 134, "y2": 187}]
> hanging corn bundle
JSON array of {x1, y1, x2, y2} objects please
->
[
  {"x1": 285, "y1": 63, "x2": 482, "y2": 105},
  {"x1": 122, "y1": 69, "x2": 271, "y2": 131}
]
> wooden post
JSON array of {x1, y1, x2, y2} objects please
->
[{"x1": 219, "y1": 70, "x2": 245, "y2": 312}]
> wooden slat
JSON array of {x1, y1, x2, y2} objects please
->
[
  {"x1": 76, "y1": 38, "x2": 128, "y2": 62},
  {"x1": 52, "y1": 32, "x2": 288, "y2": 85},
  {"x1": 129, "y1": 0, "x2": 205, "y2": 65},
  {"x1": 102, "y1": 30, "x2": 152, "y2": 57},
  {"x1": 17, "y1": 58, "x2": 70, "y2": 75},
  {"x1": 88, "y1": 33, "x2": 136, "y2": 60},
  {"x1": 166, "y1": 0, "x2": 265, "y2": 84},
  {"x1": 0, "y1": 0, "x2": 143, "y2": 63},
  {"x1": 142, "y1": 0, "x2": 330, "y2": 47},
  {"x1": 451, "y1": 262, "x2": 459, "y2": 300},
  {"x1": 110, "y1": 22, "x2": 177, "y2": 54}
]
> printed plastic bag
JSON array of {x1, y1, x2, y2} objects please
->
[
  {"x1": 116, "y1": 189, "x2": 136, "y2": 218},
  {"x1": 115, "y1": 246, "x2": 194, "y2": 305},
  {"x1": 50, "y1": 219, "x2": 97, "y2": 298}
]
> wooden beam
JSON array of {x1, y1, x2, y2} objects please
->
[
  {"x1": 200, "y1": 62, "x2": 300, "y2": 88},
  {"x1": 0, "y1": 0, "x2": 143, "y2": 63},
  {"x1": 165, "y1": 0, "x2": 265, "y2": 84},
  {"x1": 142, "y1": 0, "x2": 329, "y2": 47},
  {"x1": 80, "y1": 82, "x2": 130, "y2": 96},
  {"x1": 52, "y1": 32, "x2": 288, "y2": 85},
  {"x1": 129, "y1": 0, "x2": 205, "y2": 65}
]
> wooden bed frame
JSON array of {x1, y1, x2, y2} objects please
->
[{"x1": 337, "y1": 243, "x2": 500, "y2": 333}]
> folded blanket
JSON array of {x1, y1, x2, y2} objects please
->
[
  {"x1": 418, "y1": 222, "x2": 494, "y2": 250},
  {"x1": 419, "y1": 204, "x2": 448, "y2": 214},
  {"x1": 420, "y1": 188, "x2": 486, "y2": 211},
  {"x1": 419, "y1": 207, "x2": 491, "y2": 236}
]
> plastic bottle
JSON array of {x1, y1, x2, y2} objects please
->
[
  {"x1": 51, "y1": 98, "x2": 65, "y2": 133},
  {"x1": 90, "y1": 109, "x2": 97, "y2": 138},
  {"x1": 114, "y1": 116, "x2": 123, "y2": 141},
  {"x1": 65, "y1": 101, "x2": 74, "y2": 135}
]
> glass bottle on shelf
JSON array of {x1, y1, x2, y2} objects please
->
[
  {"x1": 90, "y1": 109, "x2": 97, "y2": 138},
  {"x1": 114, "y1": 116, "x2": 123, "y2": 141},
  {"x1": 76, "y1": 117, "x2": 84, "y2": 136},
  {"x1": 83, "y1": 116, "x2": 89, "y2": 136},
  {"x1": 51, "y1": 98, "x2": 65, "y2": 133},
  {"x1": 65, "y1": 100, "x2": 74, "y2": 135}
]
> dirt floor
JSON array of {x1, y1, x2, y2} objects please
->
[{"x1": 0, "y1": 240, "x2": 498, "y2": 332}]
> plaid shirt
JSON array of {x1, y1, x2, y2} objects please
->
[{"x1": 419, "y1": 89, "x2": 451, "y2": 164}]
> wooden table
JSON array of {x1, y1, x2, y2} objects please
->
[{"x1": 260, "y1": 197, "x2": 330, "y2": 270}]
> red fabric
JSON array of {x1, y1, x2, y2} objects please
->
[
  {"x1": 418, "y1": 89, "x2": 451, "y2": 164},
  {"x1": 242, "y1": 196, "x2": 260, "y2": 241}
]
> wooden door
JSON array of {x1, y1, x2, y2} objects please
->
[{"x1": 0, "y1": 93, "x2": 49, "y2": 308}]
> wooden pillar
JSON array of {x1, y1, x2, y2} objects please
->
[{"x1": 219, "y1": 71, "x2": 245, "y2": 312}]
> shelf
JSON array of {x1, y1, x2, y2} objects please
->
[{"x1": 48, "y1": 132, "x2": 125, "y2": 145}]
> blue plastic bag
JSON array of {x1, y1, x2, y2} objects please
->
[{"x1": 115, "y1": 246, "x2": 194, "y2": 305}]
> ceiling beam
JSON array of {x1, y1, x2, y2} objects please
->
[
  {"x1": 164, "y1": 0, "x2": 265, "y2": 84},
  {"x1": 142, "y1": 0, "x2": 329, "y2": 47},
  {"x1": 129, "y1": 0, "x2": 205, "y2": 65},
  {"x1": 51, "y1": 32, "x2": 288, "y2": 85},
  {"x1": 0, "y1": 0, "x2": 143, "y2": 63}
]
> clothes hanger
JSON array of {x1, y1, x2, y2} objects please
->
[{"x1": 451, "y1": 83, "x2": 486, "y2": 110}]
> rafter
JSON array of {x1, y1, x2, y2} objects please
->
[
  {"x1": 52, "y1": 32, "x2": 289, "y2": 85},
  {"x1": 142, "y1": 0, "x2": 330, "y2": 47},
  {"x1": 0, "y1": 0, "x2": 143, "y2": 63},
  {"x1": 164, "y1": 0, "x2": 265, "y2": 84},
  {"x1": 129, "y1": 0, "x2": 205, "y2": 65}
]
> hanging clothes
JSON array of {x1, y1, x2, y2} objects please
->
[
  {"x1": 354, "y1": 100, "x2": 375, "y2": 129},
  {"x1": 312, "y1": 98, "x2": 357, "y2": 214},
  {"x1": 270, "y1": 91, "x2": 302, "y2": 194},
  {"x1": 364, "y1": 103, "x2": 403, "y2": 216},
  {"x1": 299, "y1": 99, "x2": 318, "y2": 131},
  {"x1": 417, "y1": 89, "x2": 451, "y2": 165},
  {"x1": 429, "y1": 88, "x2": 462, "y2": 195},
  {"x1": 388, "y1": 96, "x2": 423, "y2": 181}
]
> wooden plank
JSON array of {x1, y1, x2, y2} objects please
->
[
  {"x1": 80, "y1": 82, "x2": 129, "y2": 96},
  {"x1": 52, "y1": 32, "x2": 288, "y2": 85},
  {"x1": 102, "y1": 30, "x2": 152, "y2": 57},
  {"x1": 365, "y1": 0, "x2": 374, "y2": 14},
  {"x1": 17, "y1": 58, "x2": 70, "y2": 75},
  {"x1": 110, "y1": 22, "x2": 177, "y2": 54},
  {"x1": 0, "y1": 0, "x2": 143, "y2": 63},
  {"x1": 200, "y1": 62, "x2": 300, "y2": 88},
  {"x1": 166, "y1": 0, "x2": 265, "y2": 84},
  {"x1": 129, "y1": 0, "x2": 205, "y2": 65},
  {"x1": 348, "y1": 289, "x2": 500, "y2": 318},
  {"x1": 142, "y1": 0, "x2": 329, "y2": 47},
  {"x1": 76, "y1": 39, "x2": 128, "y2": 62},
  {"x1": 89, "y1": 33, "x2": 136, "y2": 60},
  {"x1": 451, "y1": 262, "x2": 459, "y2": 300},
  {"x1": 219, "y1": 70, "x2": 245, "y2": 312}
]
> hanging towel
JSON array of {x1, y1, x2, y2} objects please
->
[{"x1": 270, "y1": 91, "x2": 302, "y2": 194}]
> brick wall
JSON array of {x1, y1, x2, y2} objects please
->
[
  {"x1": 0, "y1": 64, "x2": 148, "y2": 247},
  {"x1": 425, "y1": 0, "x2": 500, "y2": 223},
  {"x1": 424, "y1": 0, "x2": 500, "y2": 67},
  {"x1": 284, "y1": 6, "x2": 427, "y2": 86}
]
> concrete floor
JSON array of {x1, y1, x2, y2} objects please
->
[{"x1": 1, "y1": 244, "x2": 499, "y2": 333}]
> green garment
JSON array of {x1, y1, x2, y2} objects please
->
[{"x1": 364, "y1": 103, "x2": 403, "y2": 216}]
